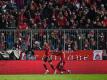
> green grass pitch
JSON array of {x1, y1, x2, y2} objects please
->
[{"x1": 0, "y1": 74, "x2": 107, "y2": 80}]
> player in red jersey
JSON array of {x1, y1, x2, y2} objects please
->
[
  {"x1": 54, "y1": 52, "x2": 71, "y2": 74},
  {"x1": 53, "y1": 41, "x2": 70, "y2": 74},
  {"x1": 54, "y1": 50, "x2": 67, "y2": 74},
  {"x1": 43, "y1": 42, "x2": 55, "y2": 74}
]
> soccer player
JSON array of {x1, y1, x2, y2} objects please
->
[
  {"x1": 54, "y1": 41, "x2": 70, "y2": 74},
  {"x1": 43, "y1": 42, "x2": 55, "y2": 74},
  {"x1": 54, "y1": 50, "x2": 66, "y2": 74}
]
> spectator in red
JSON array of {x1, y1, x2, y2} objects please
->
[
  {"x1": 90, "y1": 38, "x2": 96, "y2": 50},
  {"x1": 57, "y1": 12, "x2": 67, "y2": 28},
  {"x1": 57, "y1": 0, "x2": 66, "y2": 6},
  {"x1": 34, "y1": 12, "x2": 41, "y2": 24},
  {"x1": 25, "y1": 33, "x2": 30, "y2": 47},
  {"x1": 18, "y1": 9, "x2": 26, "y2": 24},
  {"x1": 83, "y1": 39, "x2": 90, "y2": 50},
  {"x1": 19, "y1": 21, "x2": 28, "y2": 30},
  {"x1": 102, "y1": 16, "x2": 107, "y2": 27}
]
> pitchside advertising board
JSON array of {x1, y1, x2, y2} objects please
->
[{"x1": 34, "y1": 50, "x2": 103, "y2": 60}]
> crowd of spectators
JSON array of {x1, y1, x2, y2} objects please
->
[
  {"x1": 0, "y1": 0, "x2": 107, "y2": 51},
  {"x1": 0, "y1": 0, "x2": 107, "y2": 29},
  {"x1": 0, "y1": 0, "x2": 107, "y2": 60}
]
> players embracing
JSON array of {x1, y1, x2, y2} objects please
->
[{"x1": 42, "y1": 41, "x2": 70, "y2": 74}]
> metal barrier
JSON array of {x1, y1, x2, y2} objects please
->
[{"x1": 0, "y1": 29, "x2": 107, "y2": 50}]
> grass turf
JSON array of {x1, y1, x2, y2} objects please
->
[{"x1": 0, "y1": 74, "x2": 107, "y2": 80}]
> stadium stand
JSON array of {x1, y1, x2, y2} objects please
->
[{"x1": 0, "y1": 0, "x2": 107, "y2": 60}]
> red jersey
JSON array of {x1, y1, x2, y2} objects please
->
[
  {"x1": 57, "y1": 16, "x2": 67, "y2": 27},
  {"x1": 19, "y1": 23, "x2": 28, "y2": 30},
  {"x1": 55, "y1": 52, "x2": 65, "y2": 63},
  {"x1": 102, "y1": 19, "x2": 107, "y2": 27},
  {"x1": 44, "y1": 46, "x2": 50, "y2": 56},
  {"x1": 60, "y1": 53, "x2": 65, "y2": 62}
]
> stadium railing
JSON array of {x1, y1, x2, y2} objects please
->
[{"x1": 0, "y1": 29, "x2": 106, "y2": 51}]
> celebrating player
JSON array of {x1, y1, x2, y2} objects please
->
[
  {"x1": 53, "y1": 41, "x2": 70, "y2": 74},
  {"x1": 43, "y1": 42, "x2": 55, "y2": 74}
]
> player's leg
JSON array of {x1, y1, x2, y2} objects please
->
[
  {"x1": 44, "y1": 64, "x2": 49, "y2": 74},
  {"x1": 43, "y1": 62, "x2": 48, "y2": 71},
  {"x1": 56, "y1": 61, "x2": 66, "y2": 74},
  {"x1": 43, "y1": 56, "x2": 49, "y2": 74},
  {"x1": 60, "y1": 67, "x2": 71, "y2": 74},
  {"x1": 59, "y1": 63, "x2": 64, "y2": 74},
  {"x1": 60, "y1": 62, "x2": 71, "y2": 74},
  {"x1": 54, "y1": 61, "x2": 61, "y2": 74},
  {"x1": 49, "y1": 62, "x2": 55, "y2": 70},
  {"x1": 48, "y1": 56, "x2": 55, "y2": 71}
]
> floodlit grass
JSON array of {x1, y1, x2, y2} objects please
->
[{"x1": 0, "y1": 74, "x2": 107, "y2": 80}]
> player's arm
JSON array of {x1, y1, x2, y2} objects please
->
[{"x1": 50, "y1": 50, "x2": 59, "y2": 56}]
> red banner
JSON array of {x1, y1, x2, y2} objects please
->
[{"x1": 34, "y1": 50, "x2": 93, "y2": 60}]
